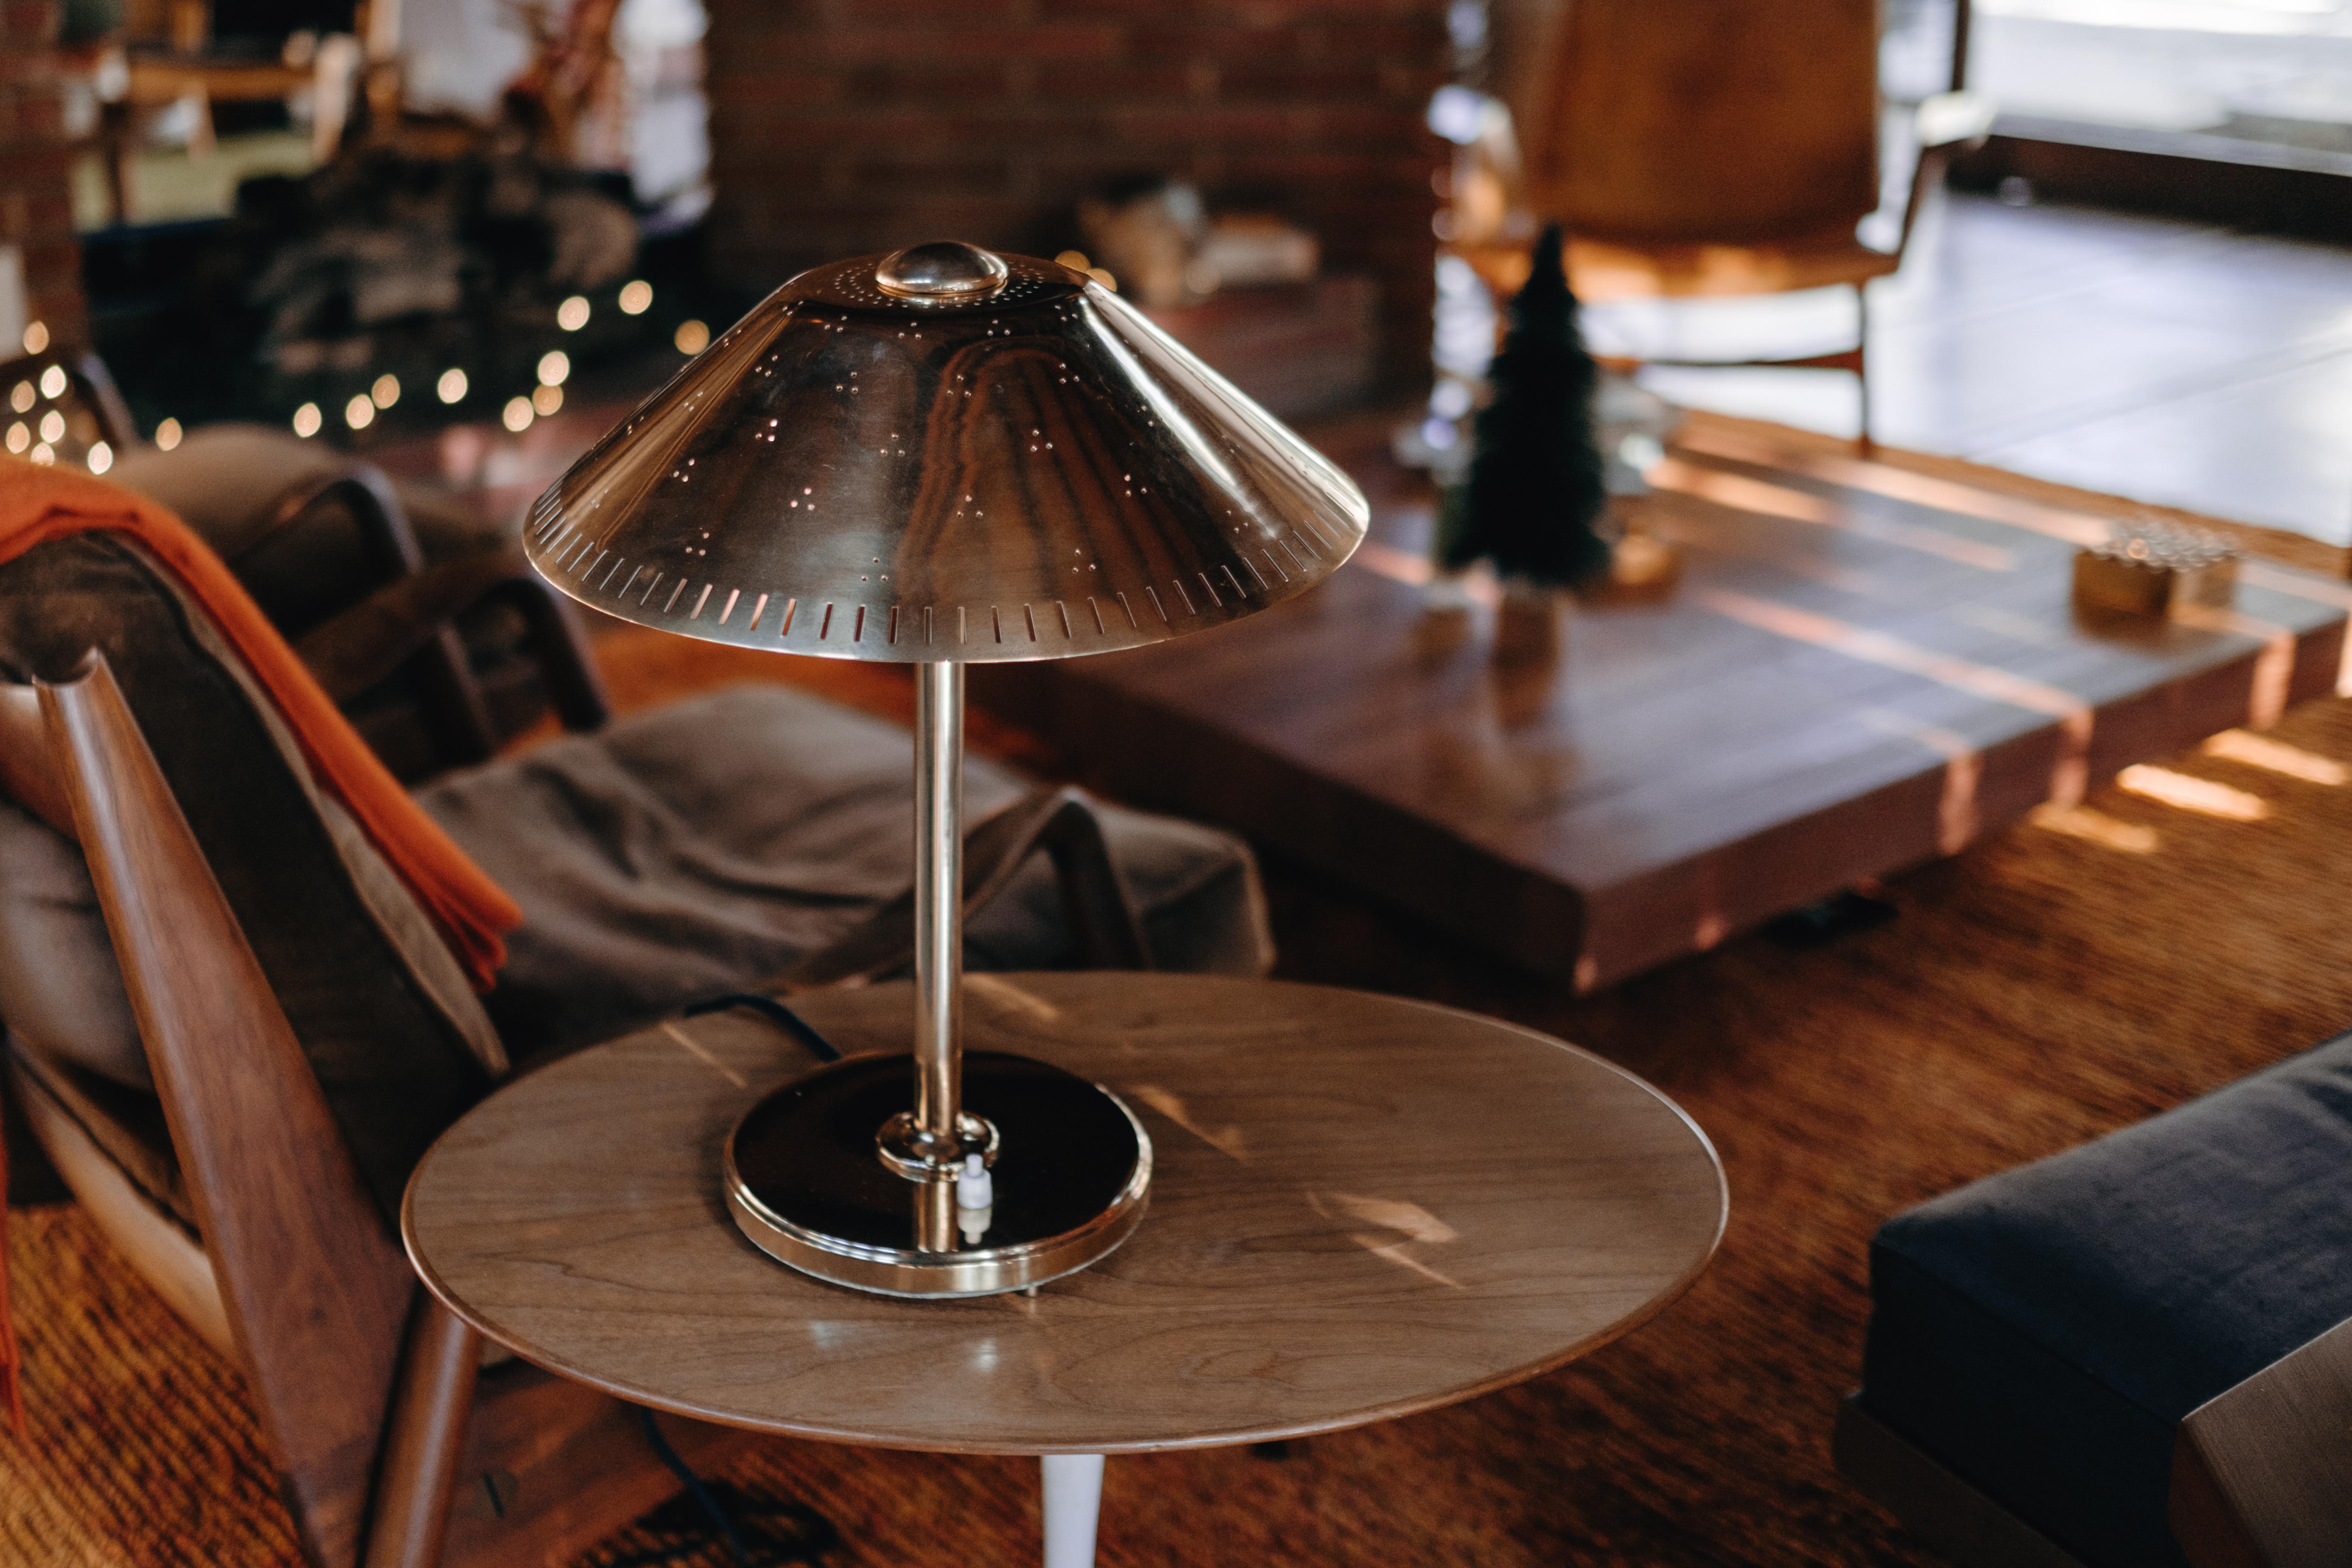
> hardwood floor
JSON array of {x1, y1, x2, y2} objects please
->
[{"x1": 1600, "y1": 192, "x2": 2352, "y2": 547}]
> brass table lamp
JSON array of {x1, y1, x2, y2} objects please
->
[{"x1": 523, "y1": 241, "x2": 1367, "y2": 1296}]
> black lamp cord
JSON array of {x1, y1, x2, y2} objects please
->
[
  {"x1": 636, "y1": 1405, "x2": 756, "y2": 1568},
  {"x1": 632, "y1": 991, "x2": 843, "y2": 1567},
  {"x1": 680, "y1": 993, "x2": 844, "y2": 1062}
]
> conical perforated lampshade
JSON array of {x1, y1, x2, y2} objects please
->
[{"x1": 523, "y1": 242, "x2": 1369, "y2": 662}]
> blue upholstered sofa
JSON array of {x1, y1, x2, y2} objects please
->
[{"x1": 1840, "y1": 1031, "x2": 2352, "y2": 1568}]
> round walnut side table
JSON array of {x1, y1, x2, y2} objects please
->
[{"x1": 402, "y1": 974, "x2": 1726, "y2": 1567}]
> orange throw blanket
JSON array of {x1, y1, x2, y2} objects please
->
[{"x1": 0, "y1": 455, "x2": 522, "y2": 1430}]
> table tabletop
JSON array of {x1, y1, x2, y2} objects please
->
[
  {"x1": 402, "y1": 973, "x2": 1725, "y2": 1455},
  {"x1": 976, "y1": 415, "x2": 2352, "y2": 990}
]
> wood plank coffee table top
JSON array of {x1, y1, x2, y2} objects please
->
[
  {"x1": 980, "y1": 414, "x2": 2352, "y2": 990},
  {"x1": 401, "y1": 973, "x2": 1724, "y2": 1455}
]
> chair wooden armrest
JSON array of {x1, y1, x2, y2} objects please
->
[
  {"x1": 293, "y1": 546, "x2": 612, "y2": 738},
  {"x1": 1893, "y1": 91, "x2": 1998, "y2": 260},
  {"x1": 2171, "y1": 1313, "x2": 2352, "y2": 1568},
  {"x1": 271, "y1": 468, "x2": 512, "y2": 766},
  {"x1": 33, "y1": 650, "x2": 437, "y2": 1568},
  {"x1": 69, "y1": 354, "x2": 141, "y2": 453}
]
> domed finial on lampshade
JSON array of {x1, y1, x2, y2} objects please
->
[{"x1": 874, "y1": 240, "x2": 1011, "y2": 299}]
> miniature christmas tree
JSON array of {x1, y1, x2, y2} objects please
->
[{"x1": 1434, "y1": 225, "x2": 1612, "y2": 591}]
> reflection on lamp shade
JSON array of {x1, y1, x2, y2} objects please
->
[{"x1": 522, "y1": 243, "x2": 1367, "y2": 665}]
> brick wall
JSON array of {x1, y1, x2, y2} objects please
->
[
  {"x1": 704, "y1": 0, "x2": 1446, "y2": 387},
  {"x1": 0, "y1": 0, "x2": 83, "y2": 349}
]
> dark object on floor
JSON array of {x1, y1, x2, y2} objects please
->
[
  {"x1": 591, "y1": 1472, "x2": 837, "y2": 1568},
  {"x1": 1763, "y1": 889, "x2": 1898, "y2": 949},
  {"x1": 593, "y1": 1477, "x2": 838, "y2": 1568},
  {"x1": 625, "y1": 1406, "x2": 840, "y2": 1568},
  {"x1": 1843, "y1": 1030, "x2": 2352, "y2": 1567},
  {"x1": 1435, "y1": 224, "x2": 1611, "y2": 592}
]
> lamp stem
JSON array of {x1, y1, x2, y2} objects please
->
[{"x1": 913, "y1": 661, "x2": 964, "y2": 1151}]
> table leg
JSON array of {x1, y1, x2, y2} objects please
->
[{"x1": 1041, "y1": 1453, "x2": 1105, "y2": 1568}]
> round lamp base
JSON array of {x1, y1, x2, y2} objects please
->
[{"x1": 723, "y1": 1051, "x2": 1151, "y2": 1298}]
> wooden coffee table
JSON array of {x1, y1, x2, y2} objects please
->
[
  {"x1": 402, "y1": 973, "x2": 1725, "y2": 1566},
  {"x1": 978, "y1": 416, "x2": 2352, "y2": 990}
]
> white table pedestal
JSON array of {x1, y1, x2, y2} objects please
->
[{"x1": 1042, "y1": 1453, "x2": 1106, "y2": 1568}]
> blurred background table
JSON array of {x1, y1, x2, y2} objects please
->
[{"x1": 984, "y1": 414, "x2": 2352, "y2": 990}]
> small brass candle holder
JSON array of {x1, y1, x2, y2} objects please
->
[{"x1": 2074, "y1": 521, "x2": 2240, "y2": 621}]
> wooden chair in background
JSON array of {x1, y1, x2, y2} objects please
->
[
  {"x1": 1475, "y1": 0, "x2": 1991, "y2": 447},
  {"x1": 2, "y1": 343, "x2": 608, "y2": 780},
  {"x1": 83, "y1": 0, "x2": 384, "y2": 228}
]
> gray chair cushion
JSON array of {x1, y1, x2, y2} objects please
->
[
  {"x1": 0, "y1": 800, "x2": 147, "y2": 1089},
  {"x1": 421, "y1": 683, "x2": 1273, "y2": 1064},
  {"x1": 1858, "y1": 1031, "x2": 2352, "y2": 1568}
]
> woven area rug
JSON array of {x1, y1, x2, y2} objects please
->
[{"x1": 11, "y1": 618, "x2": 2352, "y2": 1566}]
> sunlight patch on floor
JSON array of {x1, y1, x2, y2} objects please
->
[
  {"x1": 2030, "y1": 803, "x2": 2162, "y2": 852},
  {"x1": 2117, "y1": 764, "x2": 2273, "y2": 820},
  {"x1": 2203, "y1": 728, "x2": 2351, "y2": 784}
]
